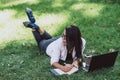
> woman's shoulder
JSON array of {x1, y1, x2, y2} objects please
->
[
  {"x1": 50, "y1": 37, "x2": 63, "y2": 46},
  {"x1": 54, "y1": 37, "x2": 62, "y2": 42},
  {"x1": 47, "y1": 37, "x2": 64, "y2": 50}
]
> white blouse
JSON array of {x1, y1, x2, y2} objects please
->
[{"x1": 46, "y1": 37, "x2": 86, "y2": 65}]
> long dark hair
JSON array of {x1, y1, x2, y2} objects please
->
[{"x1": 65, "y1": 25, "x2": 82, "y2": 60}]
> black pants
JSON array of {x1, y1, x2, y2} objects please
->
[{"x1": 32, "y1": 30, "x2": 60, "y2": 52}]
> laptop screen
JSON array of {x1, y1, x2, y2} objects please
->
[{"x1": 88, "y1": 51, "x2": 118, "y2": 71}]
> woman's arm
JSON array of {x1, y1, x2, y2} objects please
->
[
  {"x1": 72, "y1": 60, "x2": 79, "y2": 68},
  {"x1": 52, "y1": 62, "x2": 73, "y2": 72},
  {"x1": 72, "y1": 58, "x2": 82, "y2": 68}
]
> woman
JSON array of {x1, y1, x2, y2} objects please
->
[
  {"x1": 23, "y1": 22, "x2": 86, "y2": 72},
  {"x1": 23, "y1": 8, "x2": 86, "y2": 72}
]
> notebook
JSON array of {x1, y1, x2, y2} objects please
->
[
  {"x1": 50, "y1": 64, "x2": 79, "y2": 76},
  {"x1": 82, "y1": 51, "x2": 119, "y2": 72}
]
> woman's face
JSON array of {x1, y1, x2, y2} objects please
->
[{"x1": 62, "y1": 30, "x2": 67, "y2": 46}]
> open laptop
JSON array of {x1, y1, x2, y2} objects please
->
[{"x1": 82, "y1": 51, "x2": 119, "y2": 72}]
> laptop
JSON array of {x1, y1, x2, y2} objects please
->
[{"x1": 82, "y1": 51, "x2": 119, "y2": 72}]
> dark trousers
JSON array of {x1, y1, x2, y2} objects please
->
[{"x1": 32, "y1": 30, "x2": 60, "y2": 52}]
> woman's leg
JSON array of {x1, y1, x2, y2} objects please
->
[
  {"x1": 38, "y1": 29, "x2": 52, "y2": 40},
  {"x1": 32, "y1": 28, "x2": 60, "y2": 52},
  {"x1": 23, "y1": 21, "x2": 52, "y2": 40},
  {"x1": 32, "y1": 28, "x2": 52, "y2": 45},
  {"x1": 32, "y1": 30, "x2": 42, "y2": 45},
  {"x1": 23, "y1": 22, "x2": 57, "y2": 52},
  {"x1": 39, "y1": 36, "x2": 60, "y2": 52}
]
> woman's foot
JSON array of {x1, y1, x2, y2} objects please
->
[
  {"x1": 26, "y1": 8, "x2": 35, "y2": 23},
  {"x1": 23, "y1": 21, "x2": 40, "y2": 30}
]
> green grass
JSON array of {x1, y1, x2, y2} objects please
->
[{"x1": 0, "y1": 0, "x2": 120, "y2": 80}]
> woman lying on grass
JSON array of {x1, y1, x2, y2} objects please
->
[{"x1": 23, "y1": 8, "x2": 86, "y2": 72}]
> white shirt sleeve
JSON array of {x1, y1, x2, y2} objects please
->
[
  {"x1": 50, "y1": 47, "x2": 61, "y2": 65},
  {"x1": 81, "y1": 38, "x2": 86, "y2": 54},
  {"x1": 46, "y1": 38, "x2": 62, "y2": 65}
]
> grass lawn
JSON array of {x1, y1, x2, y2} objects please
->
[{"x1": 0, "y1": 0, "x2": 120, "y2": 80}]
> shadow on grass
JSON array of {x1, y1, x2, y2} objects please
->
[
  {"x1": 0, "y1": 0, "x2": 79, "y2": 17},
  {"x1": 0, "y1": 39, "x2": 43, "y2": 57},
  {"x1": 88, "y1": 0, "x2": 120, "y2": 4},
  {"x1": 0, "y1": 0, "x2": 17, "y2": 4},
  {"x1": 0, "y1": 40, "x2": 53, "y2": 80}
]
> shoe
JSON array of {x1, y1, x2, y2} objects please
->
[
  {"x1": 23, "y1": 21, "x2": 33, "y2": 28},
  {"x1": 26, "y1": 8, "x2": 36, "y2": 23},
  {"x1": 23, "y1": 21, "x2": 40, "y2": 30}
]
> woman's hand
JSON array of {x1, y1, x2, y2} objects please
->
[
  {"x1": 52, "y1": 62, "x2": 73, "y2": 72},
  {"x1": 72, "y1": 60, "x2": 79, "y2": 68},
  {"x1": 61, "y1": 64, "x2": 73, "y2": 72}
]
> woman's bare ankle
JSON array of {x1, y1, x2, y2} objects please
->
[{"x1": 38, "y1": 29, "x2": 44, "y2": 35}]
